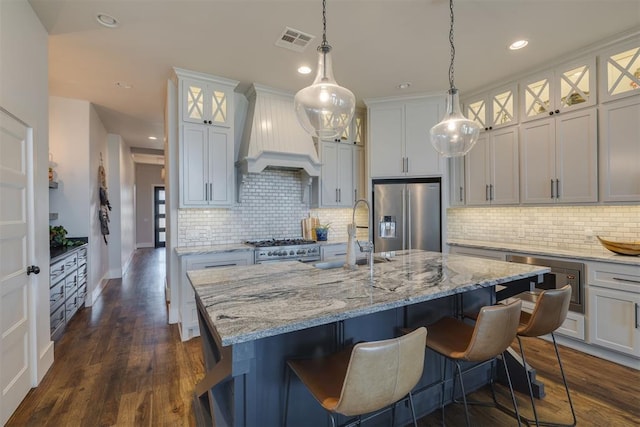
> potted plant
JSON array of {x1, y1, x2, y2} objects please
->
[
  {"x1": 49, "y1": 225, "x2": 82, "y2": 248},
  {"x1": 315, "y1": 223, "x2": 331, "y2": 241}
]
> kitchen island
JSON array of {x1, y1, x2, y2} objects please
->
[{"x1": 188, "y1": 250, "x2": 548, "y2": 427}]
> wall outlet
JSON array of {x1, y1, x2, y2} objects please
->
[{"x1": 585, "y1": 229, "x2": 594, "y2": 241}]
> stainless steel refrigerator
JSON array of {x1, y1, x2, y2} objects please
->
[{"x1": 373, "y1": 178, "x2": 441, "y2": 252}]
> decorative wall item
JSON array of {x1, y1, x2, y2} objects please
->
[{"x1": 98, "y1": 153, "x2": 112, "y2": 244}]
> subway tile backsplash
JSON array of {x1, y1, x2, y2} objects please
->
[
  {"x1": 177, "y1": 169, "x2": 367, "y2": 246},
  {"x1": 447, "y1": 205, "x2": 640, "y2": 252}
]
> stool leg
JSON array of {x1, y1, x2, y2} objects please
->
[
  {"x1": 517, "y1": 336, "x2": 540, "y2": 426},
  {"x1": 440, "y1": 356, "x2": 447, "y2": 426},
  {"x1": 551, "y1": 333, "x2": 577, "y2": 427},
  {"x1": 501, "y1": 351, "x2": 522, "y2": 427},
  {"x1": 283, "y1": 366, "x2": 292, "y2": 427},
  {"x1": 454, "y1": 361, "x2": 471, "y2": 427},
  {"x1": 408, "y1": 391, "x2": 418, "y2": 427}
]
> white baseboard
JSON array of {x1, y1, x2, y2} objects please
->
[
  {"x1": 89, "y1": 273, "x2": 110, "y2": 306},
  {"x1": 122, "y1": 250, "x2": 134, "y2": 275},
  {"x1": 107, "y1": 268, "x2": 122, "y2": 279},
  {"x1": 36, "y1": 339, "x2": 54, "y2": 384},
  {"x1": 136, "y1": 242, "x2": 154, "y2": 248}
]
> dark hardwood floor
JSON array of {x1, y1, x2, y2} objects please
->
[{"x1": 7, "y1": 248, "x2": 639, "y2": 426}]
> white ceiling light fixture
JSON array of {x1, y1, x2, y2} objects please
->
[
  {"x1": 398, "y1": 82, "x2": 412, "y2": 90},
  {"x1": 430, "y1": 0, "x2": 481, "y2": 158},
  {"x1": 294, "y1": 0, "x2": 355, "y2": 140},
  {"x1": 96, "y1": 13, "x2": 119, "y2": 29},
  {"x1": 148, "y1": 136, "x2": 157, "y2": 140},
  {"x1": 298, "y1": 66, "x2": 312, "y2": 75},
  {"x1": 509, "y1": 39, "x2": 529, "y2": 50},
  {"x1": 115, "y1": 81, "x2": 132, "y2": 89}
]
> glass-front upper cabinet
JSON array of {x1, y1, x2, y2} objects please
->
[
  {"x1": 181, "y1": 78, "x2": 234, "y2": 128},
  {"x1": 464, "y1": 83, "x2": 518, "y2": 131},
  {"x1": 521, "y1": 56, "x2": 596, "y2": 122},
  {"x1": 599, "y1": 39, "x2": 640, "y2": 102}
]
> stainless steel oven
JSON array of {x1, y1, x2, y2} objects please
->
[
  {"x1": 506, "y1": 255, "x2": 585, "y2": 313},
  {"x1": 247, "y1": 239, "x2": 321, "y2": 264}
]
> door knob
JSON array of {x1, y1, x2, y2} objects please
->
[{"x1": 27, "y1": 265, "x2": 40, "y2": 275}]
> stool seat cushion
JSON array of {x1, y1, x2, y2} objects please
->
[{"x1": 425, "y1": 317, "x2": 474, "y2": 360}]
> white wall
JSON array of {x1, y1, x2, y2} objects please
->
[
  {"x1": 88, "y1": 104, "x2": 109, "y2": 303},
  {"x1": 119, "y1": 142, "x2": 135, "y2": 272},
  {"x1": 135, "y1": 163, "x2": 164, "y2": 247},
  {"x1": 0, "y1": 0, "x2": 53, "y2": 382},
  {"x1": 49, "y1": 97, "x2": 90, "y2": 236}
]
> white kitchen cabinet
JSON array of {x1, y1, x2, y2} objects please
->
[
  {"x1": 520, "y1": 56, "x2": 596, "y2": 122},
  {"x1": 179, "y1": 250, "x2": 254, "y2": 341},
  {"x1": 174, "y1": 68, "x2": 239, "y2": 209},
  {"x1": 520, "y1": 107, "x2": 597, "y2": 204},
  {"x1": 181, "y1": 77, "x2": 234, "y2": 128},
  {"x1": 368, "y1": 97, "x2": 443, "y2": 178},
  {"x1": 181, "y1": 123, "x2": 234, "y2": 207},
  {"x1": 332, "y1": 108, "x2": 366, "y2": 146},
  {"x1": 353, "y1": 145, "x2": 366, "y2": 202},
  {"x1": 598, "y1": 39, "x2": 640, "y2": 103},
  {"x1": 599, "y1": 96, "x2": 640, "y2": 202},
  {"x1": 448, "y1": 157, "x2": 465, "y2": 206},
  {"x1": 588, "y1": 262, "x2": 640, "y2": 358},
  {"x1": 312, "y1": 141, "x2": 356, "y2": 208},
  {"x1": 465, "y1": 126, "x2": 519, "y2": 206},
  {"x1": 464, "y1": 83, "x2": 518, "y2": 131},
  {"x1": 520, "y1": 299, "x2": 585, "y2": 341}
]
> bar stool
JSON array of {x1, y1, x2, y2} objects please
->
[
  {"x1": 515, "y1": 285, "x2": 576, "y2": 427},
  {"x1": 426, "y1": 300, "x2": 522, "y2": 427},
  {"x1": 283, "y1": 327, "x2": 427, "y2": 427}
]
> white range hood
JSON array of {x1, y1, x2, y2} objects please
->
[{"x1": 237, "y1": 84, "x2": 321, "y2": 176}]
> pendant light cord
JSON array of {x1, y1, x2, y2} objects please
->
[
  {"x1": 448, "y1": 0, "x2": 455, "y2": 90},
  {"x1": 318, "y1": 0, "x2": 331, "y2": 80}
]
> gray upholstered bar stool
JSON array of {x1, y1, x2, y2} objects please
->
[
  {"x1": 514, "y1": 285, "x2": 576, "y2": 427},
  {"x1": 283, "y1": 327, "x2": 427, "y2": 427},
  {"x1": 426, "y1": 300, "x2": 523, "y2": 427}
]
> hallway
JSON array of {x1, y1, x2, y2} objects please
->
[
  {"x1": 7, "y1": 248, "x2": 640, "y2": 426},
  {"x1": 7, "y1": 249, "x2": 203, "y2": 426}
]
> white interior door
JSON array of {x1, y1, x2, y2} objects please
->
[{"x1": 0, "y1": 109, "x2": 34, "y2": 424}]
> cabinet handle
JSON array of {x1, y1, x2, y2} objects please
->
[
  {"x1": 405, "y1": 158, "x2": 409, "y2": 173},
  {"x1": 550, "y1": 179, "x2": 555, "y2": 198},
  {"x1": 555, "y1": 110, "x2": 560, "y2": 114},
  {"x1": 556, "y1": 179, "x2": 560, "y2": 198},
  {"x1": 489, "y1": 184, "x2": 494, "y2": 201},
  {"x1": 335, "y1": 188, "x2": 338, "y2": 203},
  {"x1": 549, "y1": 111, "x2": 554, "y2": 116},
  {"x1": 204, "y1": 263, "x2": 236, "y2": 268},
  {"x1": 485, "y1": 184, "x2": 489, "y2": 201},
  {"x1": 354, "y1": 189, "x2": 357, "y2": 203},
  {"x1": 459, "y1": 186, "x2": 463, "y2": 202},
  {"x1": 209, "y1": 183, "x2": 213, "y2": 201},
  {"x1": 612, "y1": 277, "x2": 640, "y2": 284},
  {"x1": 636, "y1": 303, "x2": 639, "y2": 329},
  {"x1": 338, "y1": 188, "x2": 341, "y2": 203},
  {"x1": 204, "y1": 183, "x2": 208, "y2": 201}
]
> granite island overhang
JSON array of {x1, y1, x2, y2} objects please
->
[{"x1": 187, "y1": 250, "x2": 549, "y2": 427}]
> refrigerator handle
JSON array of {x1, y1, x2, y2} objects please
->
[
  {"x1": 401, "y1": 187, "x2": 407, "y2": 250},
  {"x1": 407, "y1": 188, "x2": 412, "y2": 250}
]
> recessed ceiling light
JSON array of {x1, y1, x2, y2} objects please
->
[
  {"x1": 398, "y1": 82, "x2": 412, "y2": 89},
  {"x1": 298, "y1": 66, "x2": 312, "y2": 75},
  {"x1": 96, "y1": 13, "x2": 119, "y2": 28},
  {"x1": 148, "y1": 136, "x2": 158, "y2": 140},
  {"x1": 115, "y1": 81, "x2": 132, "y2": 89},
  {"x1": 509, "y1": 40, "x2": 529, "y2": 50}
]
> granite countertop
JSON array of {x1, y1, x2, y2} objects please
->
[
  {"x1": 188, "y1": 249, "x2": 548, "y2": 346},
  {"x1": 448, "y1": 239, "x2": 640, "y2": 267},
  {"x1": 50, "y1": 239, "x2": 88, "y2": 263}
]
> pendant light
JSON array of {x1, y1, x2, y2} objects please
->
[
  {"x1": 294, "y1": 0, "x2": 355, "y2": 140},
  {"x1": 430, "y1": 0, "x2": 481, "y2": 157}
]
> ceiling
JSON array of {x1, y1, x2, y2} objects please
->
[{"x1": 28, "y1": 0, "x2": 640, "y2": 153}]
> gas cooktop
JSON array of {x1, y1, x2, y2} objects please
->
[{"x1": 246, "y1": 239, "x2": 317, "y2": 248}]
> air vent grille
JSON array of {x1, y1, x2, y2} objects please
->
[{"x1": 275, "y1": 27, "x2": 315, "y2": 52}]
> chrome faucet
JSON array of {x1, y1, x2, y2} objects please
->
[{"x1": 352, "y1": 199, "x2": 374, "y2": 271}]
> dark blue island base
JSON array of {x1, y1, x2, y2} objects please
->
[{"x1": 193, "y1": 281, "x2": 533, "y2": 427}]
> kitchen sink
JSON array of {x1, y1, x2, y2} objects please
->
[{"x1": 312, "y1": 257, "x2": 392, "y2": 270}]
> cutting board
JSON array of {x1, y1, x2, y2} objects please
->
[{"x1": 301, "y1": 217, "x2": 319, "y2": 241}]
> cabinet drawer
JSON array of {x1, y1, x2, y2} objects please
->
[
  {"x1": 64, "y1": 253, "x2": 78, "y2": 271},
  {"x1": 50, "y1": 259, "x2": 66, "y2": 284},
  {"x1": 77, "y1": 284, "x2": 87, "y2": 308},
  {"x1": 50, "y1": 279, "x2": 65, "y2": 314},
  {"x1": 77, "y1": 263, "x2": 87, "y2": 284},
  {"x1": 77, "y1": 247, "x2": 87, "y2": 267},
  {"x1": 65, "y1": 291, "x2": 79, "y2": 321},
  {"x1": 64, "y1": 272, "x2": 78, "y2": 296},
  {"x1": 589, "y1": 262, "x2": 640, "y2": 293},
  {"x1": 50, "y1": 304, "x2": 66, "y2": 337}
]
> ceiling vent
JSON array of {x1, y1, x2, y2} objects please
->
[{"x1": 275, "y1": 27, "x2": 315, "y2": 52}]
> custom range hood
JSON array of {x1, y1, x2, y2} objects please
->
[{"x1": 237, "y1": 84, "x2": 321, "y2": 176}]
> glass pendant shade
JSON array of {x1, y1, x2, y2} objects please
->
[
  {"x1": 294, "y1": 48, "x2": 356, "y2": 140},
  {"x1": 430, "y1": 88, "x2": 481, "y2": 157}
]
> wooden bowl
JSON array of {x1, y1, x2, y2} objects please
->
[{"x1": 597, "y1": 236, "x2": 640, "y2": 256}]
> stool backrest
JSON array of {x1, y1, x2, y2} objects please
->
[
  {"x1": 463, "y1": 300, "x2": 522, "y2": 362},
  {"x1": 519, "y1": 285, "x2": 572, "y2": 337},
  {"x1": 334, "y1": 327, "x2": 427, "y2": 417}
]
